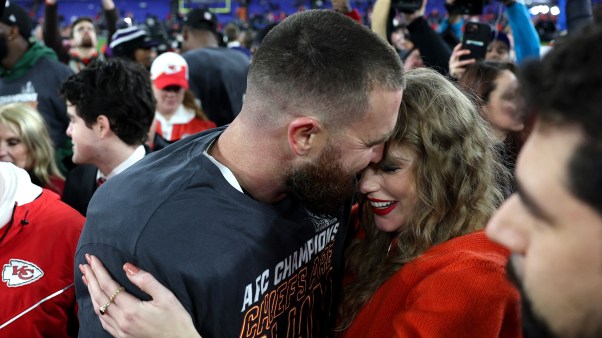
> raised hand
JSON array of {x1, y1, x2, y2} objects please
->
[{"x1": 449, "y1": 43, "x2": 476, "y2": 79}]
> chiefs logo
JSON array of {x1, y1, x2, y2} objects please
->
[{"x1": 2, "y1": 259, "x2": 44, "y2": 287}]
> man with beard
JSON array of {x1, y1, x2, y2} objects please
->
[
  {"x1": 73, "y1": 10, "x2": 404, "y2": 338},
  {"x1": 487, "y1": 23, "x2": 602, "y2": 338},
  {"x1": 43, "y1": 0, "x2": 119, "y2": 73},
  {"x1": 0, "y1": 1, "x2": 72, "y2": 159}
]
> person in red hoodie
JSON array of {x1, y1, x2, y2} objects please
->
[
  {"x1": 76, "y1": 68, "x2": 520, "y2": 338},
  {"x1": 0, "y1": 162, "x2": 84, "y2": 337}
]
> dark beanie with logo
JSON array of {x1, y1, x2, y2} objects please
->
[{"x1": 0, "y1": 1, "x2": 32, "y2": 41}]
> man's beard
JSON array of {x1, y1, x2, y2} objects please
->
[
  {"x1": 506, "y1": 260, "x2": 558, "y2": 338},
  {"x1": 79, "y1": 35, "x2": 94, "y2": 48},
  {"x1": 0, "y1": 35, "x2": 9, "y2": 62},
  {"x1": 285, "y1": 143, "x2": 356, "y2": 216}
]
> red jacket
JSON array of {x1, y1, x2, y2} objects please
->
[
  {"x1": 0, "y1": 190, "x2": 84, "y2": 337},
  {"x1": 340, "y1": 230, "x2": 521, "y2": 338},
  {"x1": 155, "y1": 118, "x2": 216, "y2": 142}
]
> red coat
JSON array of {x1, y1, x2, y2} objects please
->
[
  {"x1": 340, "y1": 230, "x2": 521, "y2": 338},
  {"x1": 0, "y1": 190, "x2": 84, "y2": 337},
  {"x1": 155, "y1": 118, "x2": 216, "y2": 142}
]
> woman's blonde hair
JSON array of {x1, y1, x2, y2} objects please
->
[
  {"x1": 338, "y1": 68, "x2": 507, "y2": 329},
  {"x1": 0, "y1": 103, "x2": 64, "y2": 188}
]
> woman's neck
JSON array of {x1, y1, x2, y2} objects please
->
[{"x1": 158, "y1": 106, "x2": 179, "y2": 121}]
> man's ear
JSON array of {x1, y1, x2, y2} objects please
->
[
  {"x1": 287, "y1": 117, "x2": 323, "y2": 156},
  {"x1": 96, "y1": 115, "x2": 111, "y2": 138}
]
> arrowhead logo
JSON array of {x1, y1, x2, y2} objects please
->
[{"x1": 2, "y1": 259, "x2": 44, "y2": 287}]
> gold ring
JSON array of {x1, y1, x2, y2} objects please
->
[{"x1": 99, "y1": 287, "x2": 125, "y2": 315}]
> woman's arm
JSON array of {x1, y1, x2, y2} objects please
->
[
  {"x1": 505, "y1": 1, "x2": 541, "y2": 63},
  {"x1": 371, "y1": 0, "x2": 392, "y2": 40}
]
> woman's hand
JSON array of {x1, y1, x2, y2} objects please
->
[
  {"x1": 449, "y1": 43, "x2": 476, "y2": 79},
  {"x1": 401, "y1": 0, "x2": 428, "y2": 23},
  {"x1": 80, "y1": 254, "x2": 201, "y2": 338}
]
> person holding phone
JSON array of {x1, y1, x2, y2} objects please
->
[{"x1": 448, "y1": 0, "x2": 540, "y2": 79}]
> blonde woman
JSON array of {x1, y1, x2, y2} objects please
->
[{"x1": 0, "y1": 103, "x2": 64, "y2": 194}]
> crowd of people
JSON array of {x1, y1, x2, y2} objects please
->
[{"x1": 0, "y1": 0, "x2": 601, "y2": 337}]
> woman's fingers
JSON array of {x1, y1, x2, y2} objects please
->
[
  {"x1": 456, "y1": 58, "x2": 476, "y2": 68},
  {"x1": 82, "y1": 255, "x2": 145, "y2": 337},
  {"x1": 87, "y1": 254, "x2": 123, "y2": 297},
  {"x1": 122, "y1": 262, "x2": 177, "y2": 305}
]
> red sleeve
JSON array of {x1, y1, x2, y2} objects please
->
[
  {"x1": 392, "y1": 260, "x2": 522, "y2": 338},
  {"x1": 344, "y1": 9, "x2": 362, "y2": 24}
]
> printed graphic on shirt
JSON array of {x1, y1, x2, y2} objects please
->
[
  {"x1": 306, "y1": 210, "x2": 338, "y2": 232},
  {"x1": 0, "y1": 81, "x2": 38, "y2": 106},
  {"x1": 2, "y1": 259, "x2": 44, "y2": 287},
  {"x1": 238, "y1": 217, "x2": 339, "y2": 338}
]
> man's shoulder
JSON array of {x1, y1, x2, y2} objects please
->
[
  {"x1": 183, "y1": 47, "x2": 249, "y2": 63},
  {"x1": 34, "y1": 56, "x2": 73, "y2": 74},
  {"x1": 22, "y1": 56, "x2": 73, "y2": 87},
  {"x1": 97, "y1": 128, "x2": 224, "y2": 202},
  {"x1": 81, "y1": 129, "x2": 226, "y2": 251}
]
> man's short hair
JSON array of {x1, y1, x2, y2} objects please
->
[
  {"x1": 71, "y1": 16, "x2": 94, "y2": 31},
  {"x1": 520, "y1": 23, "x2": 602, "y2": 213},
  {"x1": 247, "y1": 10, "x2": 404, "y2": 127},
  {"x1": 60, "y1": 58, "x2": 156, "y2": 146}
]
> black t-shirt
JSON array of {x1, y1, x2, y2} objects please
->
[{"x1": 75, "y1": 127, "x2": 351, "y2": 337}]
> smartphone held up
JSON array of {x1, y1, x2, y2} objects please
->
[{"x1": 460, "y1": 22, "x2": 491, "y2": 61}]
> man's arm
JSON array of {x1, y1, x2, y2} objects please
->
[
  {"x1": 565, "y1": 0, "x2": 593, "y2": 33},
  {"x1": 102, "y1": 0, "x2": 119, "y2": 46},
  {"x1": 43, "y1": 0, "x2": 69, "y2": 63},
  {"x1": 403, "y1": 0, "x2": 452, "y2": 74}
]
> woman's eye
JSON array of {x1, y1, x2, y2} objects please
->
[
  {"x1": 379, "y1": 164, "x2": 399, "y2": 172},
  {"x1": 7, "y1": 139, "x2": 21, "y2": 146}
]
